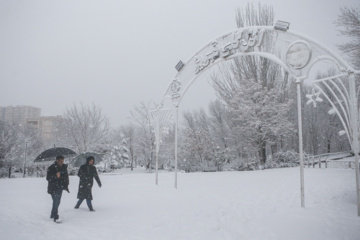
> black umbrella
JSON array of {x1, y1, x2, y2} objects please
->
[
  {"x1": 34, "y1": 147, "x2": 77, "y2": 162},
  {"x1": 71, "y1": 152, "x2": 103, "y2": 167}
]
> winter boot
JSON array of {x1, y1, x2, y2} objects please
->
[
  {"x1": 54, "y1": 215, "x2": 62, "y2": 223},
  {"x1": 74, "y1": 203, "x2": 80, "y2": 209},
  {"x1": 89, "y1": 206, "x2": 95, "y2": 212}
]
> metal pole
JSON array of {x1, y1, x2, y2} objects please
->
[
  {"x1": 349, "y1": 71, "x2": 360, "y2": 216},
  {"x1": 155, "y1": 116, "x2": 159, "y2": 185},
  {"x1": 296, "y1": 79, "x2": 305, "y2": 208},
  {"x1": 174, "y1": 105, "x2": 179, "y2": 189},
  {"x1": 23, "y1": 142, "x2": 27, "y2": 178}
]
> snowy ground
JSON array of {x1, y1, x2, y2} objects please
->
[{"x1": 0, "y1": 167, "x2": 359, "y2": 240}]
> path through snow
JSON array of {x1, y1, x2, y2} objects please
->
[{"x1": 0, "y1": 168, "x2": 359, "y2": 240}]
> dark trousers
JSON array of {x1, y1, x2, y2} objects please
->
[
  {"x1": 76, "y1": 198, "x2": 92, "y2": 209},
  {"x1": 50, "y1": 189, "x2": 63, "y2": 218}
]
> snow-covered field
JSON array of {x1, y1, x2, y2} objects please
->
[{"x1": 0, "y1": 167, "x2": 359, "y2": 240}]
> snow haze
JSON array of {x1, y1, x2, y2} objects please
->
[{"x1": 0, "y1": 0, "x2": 358, "y2": 127}]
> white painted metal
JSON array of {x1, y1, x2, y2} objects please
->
[
  {"x1": 149, "y1": 108, "x2": 173, "y2": 185},
  {"x1": 296, "y1": 79, "x2": 305, "y2": 207},
  {"x1": 174, "y1": 105, "x2": 178, "y2": 189},
  {"x1": 349, "y1": 71, "x2": 360, "y2": 216},
  {"x1": 154, "y1": 25, "x2": 360, "y2": 215}
]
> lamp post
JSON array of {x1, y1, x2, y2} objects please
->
[{"x1": 23, "y1": 141, "x2": 27, "y2": 178}]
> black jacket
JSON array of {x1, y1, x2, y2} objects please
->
[
  {"x1": 77, "y1": 161, "x2": 101, "y2": 200},
  {"x1": 46, "y1": 161, "x2": 69, "y2": 194}
]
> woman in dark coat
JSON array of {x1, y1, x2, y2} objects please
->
[{"x1": 74, "y1": 156, "x2": 102, "y2": 211}]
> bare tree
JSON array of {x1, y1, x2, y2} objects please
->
[
  {"x1": 208, "y1": 100, "x2": 231, "y2": 149},
  {"x1": 58, "y1": 103, "x2": 110, "y2": 153},
  {"x1": 130, "y1": 102, "x2": 155, "y2": 170},
  {"x1": 335, "y1": 5, "x2": 360, "y2": 68},
  {"x1": 235, "y1": 2, "x2": 274, "y2": 28}
]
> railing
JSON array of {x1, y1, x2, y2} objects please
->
[{"x1": 304, "y1": 152, "x2": 355, "y2": 169}]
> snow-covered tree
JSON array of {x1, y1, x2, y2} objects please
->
[
  {"x1": 211, "y1": 3, "x2": 294, "y2": 166},
  {"x1": 180, "y1": 110, "x2": 214, "y2": 170},
  {"x1": 208, "y1": 100, "x2": 231, "y2": 149},
  {"x1": 158, "y1": 124, "x2": 175, "y2": 170},
  {"x1": 120, "y1": 124, "x2": 136, "y2": 170},
  {"x1": 229, "y1": 78, "x2": 294, "y2": 165},
  {"x1": 102, "y1": 144, "x2": 130, "y2": 170},
  {"x1": 302, "y1": 69, "x2": 351, "y2": 155},
  {"x1": 212, "y1": 146, "x2": 231, "y2": 171},
  {"x1": 0, "y1": 121, "x2": 42, "y2": 178}
]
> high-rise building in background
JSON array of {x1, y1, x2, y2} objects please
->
[
  {"x1": 0, "y1": 105, "x2": 62, "y2": 144},
  {"x1": 0, "y1": 105, "x2": 41, "y2": 125}
]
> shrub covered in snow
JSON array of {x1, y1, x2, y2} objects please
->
[{"x1": 265, "y1": 151, "x2": 300, "y2": 169}]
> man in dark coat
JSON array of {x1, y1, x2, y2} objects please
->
[
  {"x1": 46, "y1": 155, "x2": 69, "y2": 223},
  {"x1": 75, "y1": 156, "x2": 102, "y2": 211}
]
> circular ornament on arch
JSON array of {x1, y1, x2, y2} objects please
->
[{"x1": 286, "y1": 41, "x2": 312, "y2": 69}]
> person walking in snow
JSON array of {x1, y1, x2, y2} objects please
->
[
  {"x1": 46, "y1": 155, "x2": 69, "y2": 223},
  {"x1": 75, "y1": 156, "x2": 102, "y2": 211}
]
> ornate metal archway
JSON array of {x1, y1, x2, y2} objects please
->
[{"x1": 152, "y1": 24, "x2": 360, "y2": 215}]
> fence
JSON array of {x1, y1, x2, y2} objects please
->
[{"x1": 304, "y1": 152, "x2": 355, "y2": 169}]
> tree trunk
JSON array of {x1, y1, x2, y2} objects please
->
[
  {"x1": 327, "y1": 138, "x2": 331, "y2": 153},
  {"x1": 258, "y1": 141, "x2": 267, "y2": 166},
  {"x1": 8, "y1": 167, "x2": 11, "y2": 178},
  {"x1": 270, "y1": 143, "x2": 277, "y2": 159}
]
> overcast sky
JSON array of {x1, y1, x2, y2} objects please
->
[{"x1": 0, "y1": 0, "x2": 358, "y2": 127}]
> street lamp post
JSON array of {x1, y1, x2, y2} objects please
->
[{"x1": 23, "y1": 142, "x2": 27, "y2": 178}]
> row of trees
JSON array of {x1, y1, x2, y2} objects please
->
[
  {"x1": 0, "y1": 3, "x2": 358, "y2": 176},
  {"x1": 0, "y1": 80, "x2": 351, "y2": 177},
  {"x1": 0, "y1": 121, "x2": 43, "y2": 177}
]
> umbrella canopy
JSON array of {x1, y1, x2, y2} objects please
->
[
  {"x1": 34, "y1": 147, "x2": 77, "y2": 162},
  {"x1": 71, "y1": 152, "x2": 103, "y2": 167}
]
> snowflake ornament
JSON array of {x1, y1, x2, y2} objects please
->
[
  {"x1": 305, "y1": 88, "x2": 323, "y2": 107},
  {"x1": 162, "y1": 126, "x2": 170, "y2": 135}
]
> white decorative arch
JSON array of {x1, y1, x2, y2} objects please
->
[
  {"x1": 153, "y1": 25, "x2": 360, "y2": 215},
  {"x1": 160, "y1": 26, "x2": 350, "y2": 106}
]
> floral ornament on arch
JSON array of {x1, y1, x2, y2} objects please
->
[
  {"x1": 171, "y1": 78, "x2": 181, "y2": 100},
  {"x1": 305, "y1": 88, "x2": 323, "y2": 107}
]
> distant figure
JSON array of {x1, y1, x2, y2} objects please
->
[
  {"x1": 46, "y1": 155, "x2": 69, "y2": 223},
  {"x1": 75, "y1": 156, "x2": 102, "y2": 211}
]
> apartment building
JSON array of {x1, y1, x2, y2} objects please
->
[
  {"x1": 0, "y1": 105, "x2": 41, "y2": 125},
  {"x1": 26, "y1": 116, "x2": 62, "y2": 143},
  {"x1": 0, "y1": 105, "x2": 62, "y2": 143}
]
